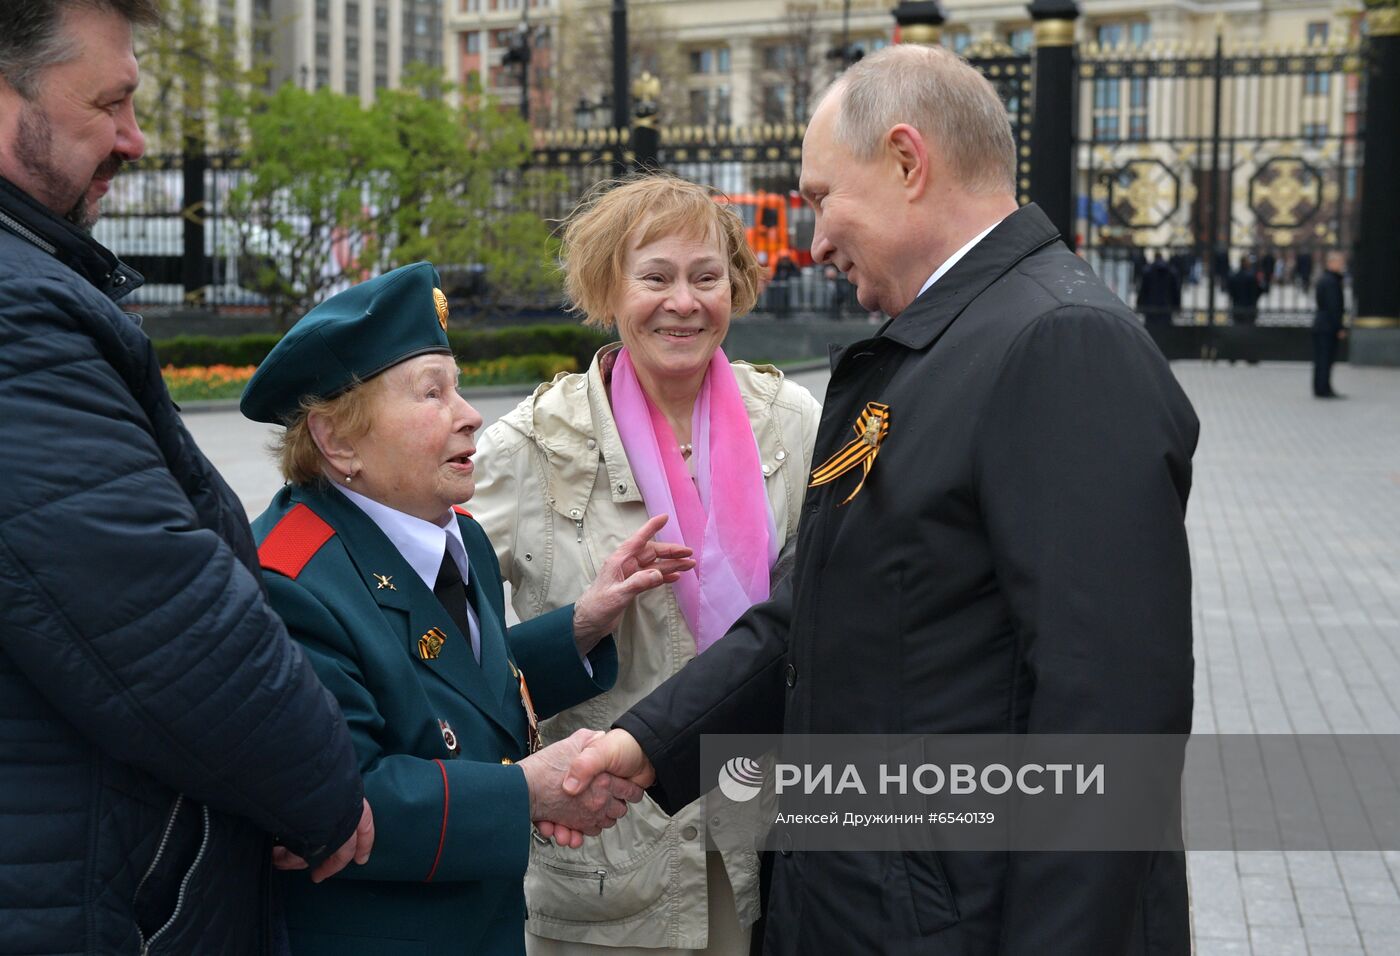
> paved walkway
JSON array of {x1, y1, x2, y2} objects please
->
[{"x1": 183, "y1": 359, "x2": 1400, "y2": 953}]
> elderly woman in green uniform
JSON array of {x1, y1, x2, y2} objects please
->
[
  {"x1": 241, "y1": 262, "x2": 693, "y2": 955},
  {"x1": 472, "y1": 175, "x2": 821, "y2": 954}
]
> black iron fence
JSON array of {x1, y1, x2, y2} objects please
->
[
  {"x1": 100, "y1": 31, "x2": 1372, "y2": 342},
  {"x1": 1075, "y1": 37, "x2": 1362, "y2": 330}
]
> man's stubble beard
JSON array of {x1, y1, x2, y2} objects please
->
[{"x1": 13, "y1": 102, "x2": 111, "y2": 233}]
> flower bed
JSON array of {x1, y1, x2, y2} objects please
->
[{"x1": 162, "y1": 354, "x2": 578, "y2": 404}]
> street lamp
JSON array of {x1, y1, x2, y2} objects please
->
[
  {"x1": 500, "y1": 10, "x2": 545, "y2": 121},
  {"x1": 574, "y1": 94, "x2": 611, "y2": 129},
  {"x1": 826, "y1": 0, "x2": 863, "y2": 70}
]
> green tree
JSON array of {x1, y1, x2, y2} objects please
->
[
  {"x1": 228, "y1": 77, "x2": 562, "y2": 328},
  {"x1": 138, "y1": 0, "x2": 259, "y2": 154}
]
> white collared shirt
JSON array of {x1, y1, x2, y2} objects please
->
[
  {"x1": 335, "y1": 483, "x2": 482, "y2": 662},
  {"x1": 914, "y1": 219, "x2": 1003, "y2": 302}
]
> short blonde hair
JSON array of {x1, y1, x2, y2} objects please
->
[
  {"x1": 273, "y1": 377, "x2": 379, "y2": 486},
  {"x1": 824, "y1": 44, "x2": 1016, "y2": 196},
  {"x1": 561, "y1": 174, "x2": 761, "y2": 327}
]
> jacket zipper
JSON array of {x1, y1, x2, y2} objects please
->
[
  {"x1": 133, "y1": 795, "x2": 183, "y2": 953},
  {"x1": 575, "y1": 517, "x2": 584, "y2": 544},
  {"x1": 139, "y1": 803, "x2": 212, "y2": 955},
  {"x1": 595, "y1": 868, "x2": 607, "y2": 895}
]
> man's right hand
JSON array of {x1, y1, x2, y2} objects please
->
[
  {"x1": 562, "y1": 728, "x2": 655, "y2": 797},
  {"x1": 271, "y1": 798, "x2": 375, "y2": 883}
]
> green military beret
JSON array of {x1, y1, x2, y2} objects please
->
[{"x1": 241, "y1": 261, "x2": 454, "y2": 424}]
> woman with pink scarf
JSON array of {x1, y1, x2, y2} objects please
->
[{"x1": 472, "y1": 175, "x2": 821, "y2": 956}]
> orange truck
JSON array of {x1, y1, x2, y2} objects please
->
[{"x1": 715, "y1": 191, "x2": 815, "y2": 275}]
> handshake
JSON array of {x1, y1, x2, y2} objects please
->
[{"x1": 520, "y1": 728, "x2": 655, "y2": 848}]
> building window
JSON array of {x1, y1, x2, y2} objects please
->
[
  {"x1": 690, "y1": 49, "x2": 712, "y2": 74},
  {"x1": 1302, "y1": 121, "x2": 1328, "y2": 145},
  {"x1": 717, "y1": 47, "x2": 730, "y2": 74},
  {"x1": 1128, "y1": 77, "x2": 1149, "y2": 140},
  {"x1": 942, "y1": 31, "x2": 970, "y2": 54},
  {"x1": 253, "y1": 0, "x2": 272, "y2": 16},
  {"x1": 376, "y1": 73, "x2": 388, "y2": 89},
  {"x1": 716, "y1": 85, "x2": 731, "y2": 125},
  {"x1": 315, "y1": 67, "x2": 329, "y2": 88},
  {"x1": 1093, "y1": 78, "x2": 1120, "y2": 141},
  {"x1": 1305, "y1": 22, "x2": 1330, "y2": 95},
  {"x1": 689, "y1": 88, "x2": 709, "y2": 124},
  {"x1": 1097, "y1": 21, "x2": 1149, "y2": 49},
  {"x1": 377, "y1": 3, "x2": 389, "y2": 27},
  {"x1": 464, "y1": 31, "x2": 480, "y2": 54},
  {"x1": 762, "y1": 44, "x2": 791, "y2": 71},
  {"x1": 762, "y1": 84, "x2": 791, "y2": 123},
  {"x1": 346, "y1": 2, "x2": 359, "y2": 25},
  {"x1": 315, "y1": 32, "x2": 329, "y2": 58},
  {"x1": 346, "y1": 71, "x2": 360, "y2": 93},
  {"x1": 346, "y1": 37, "x2": 359, "y2": 59},
  {"x1": 1006, "y1": 27, "x2": 1033, "y2": 54},
  {"x1": 376, "y1": 40, "x2": 387, "y2": 64},
  {"x1": 315, "y1": 0, "x2": 328, "y2": 20}
]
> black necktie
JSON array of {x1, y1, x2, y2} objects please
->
[{"x1": 433, "y1": 550, "x2": 476, "y2": 662}]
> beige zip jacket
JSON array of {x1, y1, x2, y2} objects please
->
[{"x1": 472, "y1": 344, "x2": 820, "y2": 949}]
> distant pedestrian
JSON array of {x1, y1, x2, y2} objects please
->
[
  {"x1": 1295, "y1": 250, "x2": 1314, "y2": 291},
  {"x1": 1227, "y1": 255, "x2": 1263, "y2": 365},
  {"x1": 1137, "y1": 251, "x2": 1181, "y2": 326},
  {"x1": 1312, "y1": 250, "x2": 1347, "y2": 398},
  {"x1": 1260, "y1": 250, "x2": 1277, "y2": 294}
]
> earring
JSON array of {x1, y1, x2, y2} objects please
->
[{"x1": 344, "y1": 472, "x2": 354, "y2": 484}]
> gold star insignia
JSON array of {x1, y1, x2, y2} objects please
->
[{"x1": 373, "y1": 573, "x2": 396, "y2": 590}]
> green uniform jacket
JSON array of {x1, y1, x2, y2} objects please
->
[{"x1": 251, "y1": 483, "x2": 618, "y2": 956}]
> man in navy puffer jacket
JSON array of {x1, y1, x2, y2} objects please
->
[{"x1": 0, "y1": 3, "x2": 371, "y2": 953}]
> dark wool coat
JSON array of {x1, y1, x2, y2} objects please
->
[
  {"x1": 617, "y1": 204, "x2": 1200, "y2": 956},
  {"x1": 0, "y1": 176, "x2": 364, "y2": 956}
]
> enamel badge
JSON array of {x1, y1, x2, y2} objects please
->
[{"x1": 438, "y1": 719, "x2": 460, "y2": 755}]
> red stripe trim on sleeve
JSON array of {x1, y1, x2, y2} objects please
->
[
  {"x1": 424, "y1": 758, "x2": 450, "y2": 883},
  {"x1": 257, "y1": 503, "x2": 335, "y2": 580}
]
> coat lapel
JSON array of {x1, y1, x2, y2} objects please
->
[{"x1": 295, "y1": 485, "x2": 522, "y2": 741}]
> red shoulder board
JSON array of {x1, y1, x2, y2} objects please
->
[
  {"x1": 259, "y1": 503, "x2": 336, "y2": 580},
  {"x1": 452, "y1": 505, "x2": 473, "y2": 518}
]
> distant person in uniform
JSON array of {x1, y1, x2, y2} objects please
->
[
  {"x1": 1312, "y1": 250, "x2": 1347, "y2": 399},
  {"x1": 240, "y1": 262, "x2": 694, "y2": 955}
]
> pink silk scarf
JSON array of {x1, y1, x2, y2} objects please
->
[{"x1": 610, "y1": 347, "x2": 777, "y2": 653}]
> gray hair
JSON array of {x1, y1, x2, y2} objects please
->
[
  {"x1": 823, "y1": 44, "x2": 1016, "y2": 196},
  {"x1": 0, "y1": 0, "x2": 160, "y2": 100}
]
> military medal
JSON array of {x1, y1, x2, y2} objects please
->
[
  {"x1": 808, "y1": 401, "x2": 890, "y2": 505},
  {"x1": 509, "y1": 660, "x2": 541, "y2": 755},
  {"x1": 418, "y1": 627, "x2": 447, "y2": 660},
  {"x1": 438, "y1": 719, "x2": 460, "y2": 755}
]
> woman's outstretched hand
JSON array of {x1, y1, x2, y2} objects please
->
[{"x1": 571, "y1": 514, "x2": 693, "y2": 652}]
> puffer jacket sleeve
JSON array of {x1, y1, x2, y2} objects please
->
[{"x1": 0, "y1": 276, "x2": 363, "y2": 867}]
